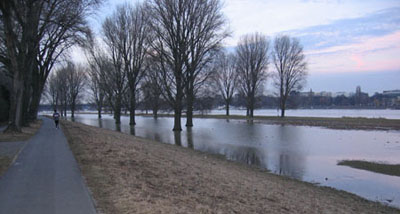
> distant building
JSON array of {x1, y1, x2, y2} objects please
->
[{"x1": 382, "y1": 90, "x2": 400, "y2": 97}]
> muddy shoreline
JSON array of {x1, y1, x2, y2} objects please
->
[{"x1": 61, "y1": 120, "x2": 399, "y2": 213}]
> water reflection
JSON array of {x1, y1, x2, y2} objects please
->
[
  {"x1": 174, "y1": 131, "x2": 182, "y2": 146},
  {"x1": 69, "y1": 114, "x2": 400, "y2": 208},
  {"x1": 130, "y1": 126, "x2": 135, "y2": 135},
  {"x1": 115, "y1": 123, "x2": 121, "y2": 132},
  {"x1": 98, "y1": 119, "x2": 103, "y2": 128},
  {"x1": 273, "y1": 125, "x2": 305, "y2": 180},
  {"x1": 186, "y1": 127, "x2": 194, "y2": 149}
]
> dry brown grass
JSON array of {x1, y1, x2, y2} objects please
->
[
  {"x1": 0, "y1": 156, "x2": 11, "y2": 177},
  {"x1": 0, "y1": 120, "x2": 43, "y2": 142},
  {"x1": 61, "y1": 120, "x2": 399, "y2": 214}
]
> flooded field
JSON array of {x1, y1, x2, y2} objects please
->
[{"x1": 70, "y1": 114, "x2": 400, "y2": 207}]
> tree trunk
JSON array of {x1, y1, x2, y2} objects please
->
[
  {"x1": 129, "y1": 91, "x2": 136, "y2": 125},
  {"x1": 28, "y1": 75, "x2": 44, "y2": 122},
  {"x1": 5, "y1": 78, "x2": 24, "y2": 133},
  {"x1": 173, "y1": 104, "x2": 182, "y2": 131},
  {"x1": 97, "y1": 108, "x2": 102, "y2": 119},
  {"x1": 281, "y1": 108, "x2": 285, "y2": 117},
  {"x1": 280, "y1": 97, "x2": 286, "y2": 118},
  {"x1": 249, "y1": 96, "x2": 254, "y2": 118},
  {"x1": 21, "y1": 73, "x2": 33, "y2": 126},
  {"x1": 186, "y1": 93, "x2": 194, "y2": 127},
  {"x1": 225, "y1": 100, "x2": 230, "y2": 116},
  {"x1": 114, "y1": 95, "x2": 121, "y2": 124},
  {"x1": 71, "y1": 100, "x2": 75, "y2": 118}
]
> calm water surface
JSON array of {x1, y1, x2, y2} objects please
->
[{"x1": 70, "y1": 114, "x2": 400, "y2": 208}]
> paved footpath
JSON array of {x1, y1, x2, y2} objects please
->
[{"x1": 0, "y1": 117, "x2": 96, "y2": 214}]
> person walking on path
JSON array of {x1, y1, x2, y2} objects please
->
[{"x1": 53, "y1": 109, "x2": 60, "y2": 129}]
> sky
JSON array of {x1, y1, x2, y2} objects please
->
[{"x1": 74, "y1": 0, "x2": 400, "y2": 94}]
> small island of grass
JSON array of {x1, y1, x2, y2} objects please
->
[{"x1": 338, "y1": 160, "x2": 400, "y2": 177}]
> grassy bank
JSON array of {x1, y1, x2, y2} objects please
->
[
  {"x1": 139, "y1": 114, "x2": 400, "y2": 131},
  {"x1": 61, "y1": 120, "x2": 399, "y2": 213},
  {"x1": 0, "y1": 120, "x2": 42, "y2": 176},
  {"x1": 338, "y1": 160, "x2": 400, "y2": 177},
  {"x1": 0, "y1": 120, "x2": 43, "y2": 142}
]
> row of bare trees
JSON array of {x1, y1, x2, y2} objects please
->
[
  {"x1": 1, "y1": 0, "x2": 307, "y2": 132},
  {"x1": 83, "y1": 0, "x2": 307, "y2": 132},
  {"x1": 81, "y1": 0, "x2": 228, "y2": 131},
  {"x1": 45, "y1": 62, "x2": 87, "y2": 118},
  {"x1": 0, "y1": 0, "x2": 101, "y2": 132},
  {"x1": 213, "y1": 34, "x2": 307, "y2": 118}
]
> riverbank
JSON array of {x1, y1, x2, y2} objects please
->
[
  {"x1": 0, "y1": 120, "x2": 42, "y2": 176},
  {"x1": 61, "y1": 120, "x2": 399, "y2": 213}
]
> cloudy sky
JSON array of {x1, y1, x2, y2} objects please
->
[{"x1": 80, "y1": 0, "x2": 400, "y2": 94}]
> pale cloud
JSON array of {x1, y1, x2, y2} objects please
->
[
  {"x1": 222, "y1": 0, "x2": 399, "y2": 46},
  {"x1": 305, "y1": 31, "x2": 400, "y2": 73}
]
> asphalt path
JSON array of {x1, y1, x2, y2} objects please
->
[{"x1": 0, "y1": 117, "x2": 96, "y2": 214}]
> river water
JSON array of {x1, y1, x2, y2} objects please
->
[{"x1": 69, "y1": 114, "x2": 400, "y2": 208}]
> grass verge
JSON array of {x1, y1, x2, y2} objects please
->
[
  {"x1": 137, "y1": 113, "x2": 400, "y2": 131},
  {"x1": 0, "y1": 156, "x2": 11, "y2": 177},
  {"x1": 61, "y1": 119, "x2": 399, "y2": 213},
  {"x1": 338, "y1": 160, "x2": 400, "y2": 177},
  {"x1": 0, "y1": 120, "x2": 42, "y2": 177},
  {"x1": 0, "y1": 120, "x2": 43, "y2": 142}
]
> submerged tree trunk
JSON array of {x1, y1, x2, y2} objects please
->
[
  {"x1": 97, "y1": 108, "x2": 102, "y2": 118},
  {"x1": 129, "y1": 91, "x2": 136, "y2": 125},
  {"x1": 280, "y1": 97, "x2": 286, "y2": 118},
  {"x1": 225, "y1": 100, "x2": 230, "y2": 116},
  {"x1": 186, "y1": 93, "x2": 194, "y2": 127},
  {"x1": 114, "y1": 95, "x2": 122, "y2": 124},
  {"x1": 153, "y1": 106, "x2": 158, "y2": 118},
  {"x1": 173, "y1": 98, "x2": 182, "y2": 131}
]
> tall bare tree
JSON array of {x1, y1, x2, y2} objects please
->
[
  {"x1": 148, "y1": 0, "x2": 228, "y2": 131},
  {"x1": 213, "y1": 51, "x2": 238, "y2": 116},
  {"x1": 102, "y1": 3, "x2": 150, "y2": 125},
  {"x1": 141, "y1": 66, "x2": 163, "y2": 118},
  {"x1": 236, "y1": 33, "x2": 269, "y2": 117},
  {"x1": 87, "y1": 56, "x2": 105, "y2": 119},
  {"x1": 66, "y1": 62, "x2": 87, "y2": 118},
  {"x1": 0, "y1": 0, "x2": 101, "y2": 132},
  {"x1": 102, "y1": 14, "x2": 129, "y2": 124},
  {"x1": 272, "y1": 35, "x2": 307, "y2": 117}
]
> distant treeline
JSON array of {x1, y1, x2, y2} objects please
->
[{"x1": 39, "y1": 91, "x2": 400, "y2": 114}]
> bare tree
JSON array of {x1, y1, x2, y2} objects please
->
[
  {"x1": 0, "y1": 0, "x2": 101, "y2": 132},
  {"x1": 45, "y1": 72, "x2": 60, "y2": 110},
  {"x1": 141, "y1": 66, "x2": 163, "y2": 118},
  {"x1": 148, "y1": 0, "x2": 228, "y2": 131},
  {"x1": 102, "y1": 14, "x2": 129, "y2": 124},
  {"x1": 66, "y1": 62, "x2": 87, "y2": 118},
  {"x1": 213, "y1": 51, "x2": 238, "y2": 116},
  {"x1": 102, "y1": 3, "x2": 150, "y2": 125},
  {"x1": 236, "y1": 33, "x2": 269, "y2": 117},
  {"x1": 87, "y1": 57, "x2": 105, "y2": 119},
  {"x1": 272, "y1": 35, "x2": 307, "y2": 117}
]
